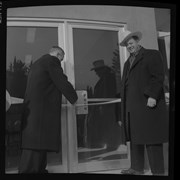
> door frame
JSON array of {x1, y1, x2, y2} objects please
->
[
  {"x1": 65, "y1": 21, "x2": 130, "y2": 173},
  {"x1": 6, "y1": 17, "x2": 130, "y2": 173},
  {"x1": 6, "y1": 20, "x2": 68, "y2": 173}
]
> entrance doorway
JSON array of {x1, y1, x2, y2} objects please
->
[
  {"x1": 6, "y1": 19, "x2": 129, "y2": 173},
  {"x1": 65, "y1": 22, "x2": 129, "y2": 173},
  {"x1": 6, "y1": 22, "x2": 68, "y2": 173}
]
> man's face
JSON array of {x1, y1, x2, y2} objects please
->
[
  {"x1": 94, "y1": 67, "x2": 105, "y2": 78},
  {"x1": 57, "y1": 51, "x2": 64, "y2": 62},
  {"x1": 125, "y1": 38, "x2": 139, "y2": 54}
]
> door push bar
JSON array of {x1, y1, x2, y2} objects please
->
[{"x1": 75, "y1": 90, "x2": 121, "y2": 114}]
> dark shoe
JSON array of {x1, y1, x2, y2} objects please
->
[
  {"x1": 44, "y1": 169, "x2": 49, "y2": 173},
  {"x1": 121, "y1": 168, "x2": 144, "y2": 175},
  {"x1": 40, "y1": 169, "x2": 49, "y2": 174},
  {"x1": 152, "y1": 173, "x2": 165, "y2": 176}
]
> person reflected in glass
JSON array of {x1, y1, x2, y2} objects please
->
[{"x1": 87, "y1": 60, "x2": 122, "y2": 153}]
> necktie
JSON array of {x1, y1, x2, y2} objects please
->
[{"x1": 129, "y1": 55, "x2": 135, "y2": 68}]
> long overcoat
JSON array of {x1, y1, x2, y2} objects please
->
[
  {"x1": 120, "y1": 47, "x2": 168, "y2": 144},
  {"x1": 21, "y1": 54, "x2": 78, "y2": 152}
]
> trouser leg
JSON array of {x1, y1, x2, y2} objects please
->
[
  {"x1": 18, "y1": 149, "x2": 47, "y2": 173},
  {"x1": 146, "y1": 144, "x2": 165, "y2": 175},
  {"x1": 39, "y1": 151, "x2": 47, "y2": 172},
  {"x1": 130, "y1": 143, "x2": 145, "y2": 172}
]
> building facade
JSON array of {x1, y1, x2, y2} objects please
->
[{"x1": 5, "y1": 5, "x2": 169, "y2": 174}]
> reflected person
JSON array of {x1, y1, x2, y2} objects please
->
[{"x1": 87, "y1": 59, "x2": 121, "y2": 151}]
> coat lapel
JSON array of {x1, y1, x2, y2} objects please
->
[
  {"x1": 122, "y1": 60, "x2": 130, "y2": 83},
  {"x1": 129, "y1": 47, "x2": 145, "y2": 72}
]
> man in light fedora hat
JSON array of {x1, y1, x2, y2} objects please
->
[
  {"x1": 119, "y1": 31, "x2": 142, "y2": 47},
  {"x1": 118, "y1": 31, "x2": 168, "y2": 175}
]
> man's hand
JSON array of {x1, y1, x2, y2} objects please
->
[
  {"x1": 147, "y1": 97, "x2": 156, "y2": 108},
  {"x1": 118, "y1": 121, "x2": 122, "y2": 126},
  {"x1": 165, "y1": 93, "x2": 169, "y2": 105}
]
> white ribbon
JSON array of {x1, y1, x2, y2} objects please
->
[
  {"x1": 10, "y1": 97, "x2": 121, "y2": 106},
  {"x1": 62, "y1": 99, "x2": 121, "y2": 107}
]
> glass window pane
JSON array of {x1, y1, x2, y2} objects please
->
[
  {"x1": 6, "y1": 26, "x2": 62, "y2": 170},
  {"x1": 72, "y1": 28, "x2": 127, "y2": 163}
]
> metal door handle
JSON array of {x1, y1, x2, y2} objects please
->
[{"x1": 76, "y1": 90, "x2": 88, "y2": 114}]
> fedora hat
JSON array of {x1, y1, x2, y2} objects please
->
[
  {"x1": 91, "y1": 59, "x2": 107, "y2": 71},
  {"x1": 120, "y1": 31, "x2": 142, "y2": 46}
]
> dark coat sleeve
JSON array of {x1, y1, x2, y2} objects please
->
[
  {"x1": 143, "y1": 50, "x2": 165, "y2": 100},
  {"x1": 48, "y1": 59, "x2": 78, "y2": 104}
]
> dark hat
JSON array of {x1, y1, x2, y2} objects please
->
[
  {"x1": 91, "y1": 59, "x2": 107, "y2": 71},
  {"x1": 120, "y1": 31, "x2": 142, "y2": 46}
]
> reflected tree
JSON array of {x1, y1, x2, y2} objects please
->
[
  {"x1": 6, "y1": 56, "x2": 33, "y2": 98},
  {"x1": 111, "y1": 49, "x2": 120, "y2": 75},
  {"x1": 111, "y1": 49, "x2": 121, "y2": 95}
]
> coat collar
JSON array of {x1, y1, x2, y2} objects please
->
[
  {"x1": 128, "y1": 47, "x2": 145, "y2": 70},
  {"x1": 47, "y1": 54, "x2": 61, "y2": 66}
]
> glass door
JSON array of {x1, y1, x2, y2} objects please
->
[
  {"x1": 66, "y1": 23, "x2": 130, "y2": 173},
  {"x1": 6, "y1": 21, "x2": 68, "y2": 173}
]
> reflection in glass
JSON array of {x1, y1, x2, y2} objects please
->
[
  {"x1": 6, "y1": 26, "x2": 62, "y2": 171},
  {"x1": 73, "y1": 28, "x2": 127, "y2": 163}
]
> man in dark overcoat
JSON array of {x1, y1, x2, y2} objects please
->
[
  {"x1": 18, "y1": 46, "x2": 78, "y2": 173},
  {"x1": 118, "y1": 31, "x2": 168, "y2": 175}
]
